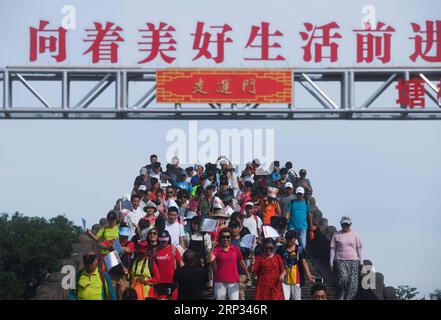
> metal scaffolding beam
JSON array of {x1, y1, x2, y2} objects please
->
[{"x1": 1, "y1": 66, "x2": 440, "y2": 120}]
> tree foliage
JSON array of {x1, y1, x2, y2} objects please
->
[
  {"x1": 395, "y1": 285, "x2": 420, "y2": 300},
  {"x1": 429, "y1": 289, "x2": 441, "y2": 300},
  {"x1": 0, "y1": 212, "x2": 81, "y2": 299}
]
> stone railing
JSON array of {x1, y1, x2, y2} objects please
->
[
  {"x1": 33, "y1": 223, "x2": 102, "y2": 300},
  {"x1": 307, "y1": 197, "x2": 397, "y2": 300}
]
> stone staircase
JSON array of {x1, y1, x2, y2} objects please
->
[
  {"x1": 300, "y1": 256, "x2": 338, "y2": 300},
  {"x1": 33, "y1": 196, "x2": 397, "y2": 300},
  {"x1": 200, "y1": 195, "x2": 398, "y2": 301},
  {"x1": 202, "y1": 256, "x2": 339, "y2": 300}
]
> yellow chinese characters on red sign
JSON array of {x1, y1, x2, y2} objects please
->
[{"x1": 156, "y1": 69, "x2": 292, "y2": 104}]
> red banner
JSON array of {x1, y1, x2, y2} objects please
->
[{"x1": 156, "y1": 69, "x2": 292, "y2": 104}]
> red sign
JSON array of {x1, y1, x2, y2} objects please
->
[
  {"x1": 27, "y1": 19, "x2": 441, "y2": 64},
  {"x1": 156, "y1": 69, "x2": 292, "y2": 104}
]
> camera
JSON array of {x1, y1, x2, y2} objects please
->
[{"x1": 314, "y1": 277, "x2": 324, "y2": 283}]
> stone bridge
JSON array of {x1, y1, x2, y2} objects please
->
[{"x1": 33, "y1": 196, "x2": 397, "y2": 300}]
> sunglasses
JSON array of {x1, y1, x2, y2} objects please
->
[
  {"x1": 167, "y1": 191, "x2": 174, "y2": 194},
  {"x1": 221, "y1": 235, "x2": 231, "y2": 240}
]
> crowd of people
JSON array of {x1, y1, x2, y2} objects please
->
[{"x1": 72, "y1": 154, "x2": 363, "y2": 301}]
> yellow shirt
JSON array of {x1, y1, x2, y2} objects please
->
[
  {"x1": 97, "y1": 224, "x2": 120, "y2": 241},
  {"x1": 77, "y1": 268, "x2": 103, "y2": 300},
  {"x1": 97, "y1": 224, "x2": 119, "y2": 254},
  {"x1": 131, "y1": 257, "x2": 154, "y2": 299}
]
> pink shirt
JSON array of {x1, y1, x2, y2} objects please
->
[
  {"x1": 213, "y1": 245, "x2": 243, "y2": 283},
  {"x1": 330, "y1": 230, "x2": 362, "y2": 261}
]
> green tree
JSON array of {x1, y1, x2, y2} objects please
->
[
  {"x1": 429, "y1": 289, "x2": 441, "y2": 300},
  {"x1": 0, "y1": 212, "x2": 81, "y2": 299},
  {"x1": 0, "y1": 272, "x2": 24, "y2": 300},
  {"x1": 395, "y1": 285, "x2": 419, "y2": 300}
]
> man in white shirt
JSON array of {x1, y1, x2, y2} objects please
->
[
  {"x1": 242, "y1": 202, "x2": 263, "y2": 238},
  {"x1": 126, "y1": 194, "x2": 145, "y2": 236},
  {"x1": 165, "y1": 206, "x2": 186, "y2": 250},
  {"x1": 139, "y1": 189, "x2": 153, "y2": 211}
]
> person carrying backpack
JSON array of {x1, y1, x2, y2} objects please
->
[
  {"x1": 173, "y1": 250, "x2": 206, "y2": 300},
  {"x1": 276, "y1": 230, "x2": 315, "y2": 300},
  {"x1": 184, "y1": 216, "x2": 212, "y2": 285},
  {"x1": 285, "y1": 187, "x2": 315, "y2": 250},
  {"x1": 108, "y1": 226, "x2": 135, "y2": 300},
  {"x1": 155, "y1": 230, "x2": 184, "y2": 300},
  {"x1": 130, "y1": 240, "x2": 160, "y2": 300}
]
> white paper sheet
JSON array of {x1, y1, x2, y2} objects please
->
[
  {"x1": 262, "y1": 226, "x2": 279, "y2": 239},
  {"x1": 201, "y1": 218, "x2": 218, "y2": 233},
  {"x1": 240, "y1": 234, "x2": 256, "y2": 249}
]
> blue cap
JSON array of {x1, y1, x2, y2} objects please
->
[{"x1": 119, "y1": 226, "x2": 131, "y2": 237}]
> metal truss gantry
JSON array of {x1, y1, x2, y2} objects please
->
[{"x1": 1, "y1": 66, "x2": 440, "y2": 120}]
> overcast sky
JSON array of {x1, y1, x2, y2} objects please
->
[{"x1": 1, "y1": 0, "x2": 440, "y2": 297}]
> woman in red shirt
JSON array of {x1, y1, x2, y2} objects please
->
[
  {"x1": 252, "y1": 237, "x2": 285, "y2": 300},
  {"x1": 154, "y1": 229, "x2": 183, "y2": 300},
  {"x1": 207, "y1": 228, "x2": 250, "y2": 300}
]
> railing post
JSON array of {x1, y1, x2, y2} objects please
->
[
  {"x1": 3, "y1": 69, "x2": 10, "y2": 110},
  {"x1": 62, "y1": 71, "x2": 69, "y2": 111},
  {"x1": 348, "y1": 70, "x2": 354, "y2": 110},
  {"x1": 116, "y1": 71, "x2": 122, "y2": 112},
  {"x1": 121, "y1": 70, "x2": 128, "y2": 110}
]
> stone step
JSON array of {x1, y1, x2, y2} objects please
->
[
  {"x1": 203, "y1": 255, "x2": 340, "y2": 300},
  {"x1": 204, "y1": 284, "x2": 338, "y2": 300}
]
